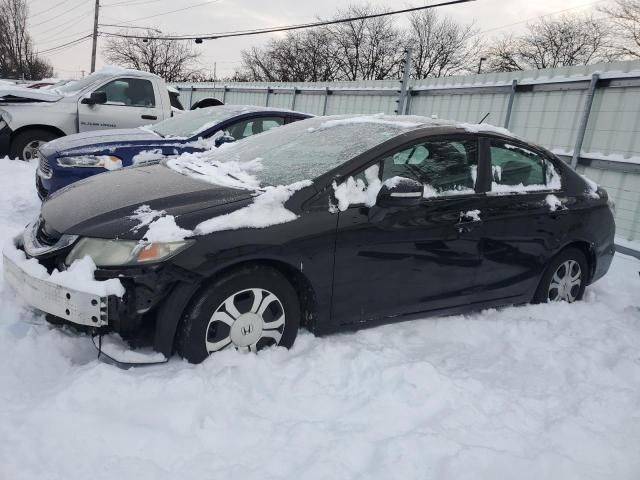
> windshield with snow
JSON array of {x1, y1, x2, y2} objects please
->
[
  {"x1": 168, "y1": 115, "x2": 432, "y2": 186},
  {"x1": 152, "y1": 106, "x2": 261, "y2": 138},
  {"x1": 52, "y1": 74, "x2": 111, "y2": 96}
]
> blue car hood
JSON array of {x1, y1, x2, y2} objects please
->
[{"x1": 43, "y1": 128, "x2": 165, "y2": 155}]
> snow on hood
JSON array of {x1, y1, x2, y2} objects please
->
[{"x1": 0, "y1": 87, "x2": 63, "y2": 102}]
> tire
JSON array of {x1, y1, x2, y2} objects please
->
[
  {"x1": 9, "y1": 129, "x2": 60, "y2": 161},
  {"x1": 533, "y1": 247, "x2": 588, "y2": 304},
  {"x1": 176, "y1": 266, "x2": 300, "y2": 363}
]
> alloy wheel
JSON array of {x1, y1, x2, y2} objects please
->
[
  {"x1": 21, "y1": 140, "x2": 45, "y2": 161},
  {"x1": 205, "y1": 288, "x2": 285, "y2": 353},
  {"x1": 548, "y1": 260, "x2": 582, "y2": 302}
]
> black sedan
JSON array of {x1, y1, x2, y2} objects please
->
[{"x1": 3, "y1": 115, "x2": 616, "y2": 364}]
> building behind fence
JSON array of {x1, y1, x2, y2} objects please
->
[{"x1": 174, "y1": 59, "x2": 640, "y2": 243}]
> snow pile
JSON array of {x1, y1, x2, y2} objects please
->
[
  {"x1": 582, "y1": 174, "x2": 601, "y2": 199},
  {"x1": 100, "y1": 155, "x2": 122, "y2": 171},
  {"x1": 318, "y1": 114, "x2": 424, "y2": 131},
  {"x1": 4, "y1": 239, "x2": 124, "y2": 297},
  {"x1": 168, "y1": 151, "x2": 263, "y2": 190},
  {"x1": 332, "y1": 165, "x2": 382, "y2": 211},
  {"x1": 461, "y1": 122, "x2": 513, "y2": 136},
  {"x1": 463, "y1": 209, "x2": 481, "y2": 221},
  {"x1": 132, "y1": 149, "x2": 165, "y2": 166},
  {"x1": 545, "y1": 194, "x2": 563, "y2": 211},
  {"x1": 129, "y1": 205, "x2": 193, "y2": 243},
  {"x1": 1, "y1": 157, "x2": 640, "y2": 480},
  {"x1": 195, "y1": 181, "x2": 311, "y2": 234}
]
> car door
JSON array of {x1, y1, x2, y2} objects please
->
[
  {"x1": 331, "y1": 135, "x2": 486, "y2": 327},
  {"x1": 476, "y1": 137, "x2": 568, "y2": 303},
  {"x1": 78, "y1": 77, "x2": 161, "y2": 132}
]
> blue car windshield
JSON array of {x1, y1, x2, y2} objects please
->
[{"x1": 151, "y1": 106, "x2": 265, "y2": 139}]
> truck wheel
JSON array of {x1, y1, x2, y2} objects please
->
[
  {"x1": 10, "y1": 129, "x2": 60, "y2": 161},
  {"x1": 176, "y1": 266, "x2": 300, "y2": 364}
]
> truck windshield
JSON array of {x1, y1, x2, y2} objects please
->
[{"x1": 52, "y1": 74, "x2": 112, "y2": 96}]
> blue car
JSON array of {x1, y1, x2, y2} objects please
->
[{"x1": 35, "y1": 105, "x2": 311, "y2": 199}]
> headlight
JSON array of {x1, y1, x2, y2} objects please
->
[
  {"x1": 57, "y1": 155, "x2": 122, "y2": 170},
  {"x1": 65, "y1": 238, "x2": 193, "y2": 267}
]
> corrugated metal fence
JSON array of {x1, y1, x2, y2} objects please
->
[{"x1": 174, "y1": 60, "x2": 640, "y2": 242}]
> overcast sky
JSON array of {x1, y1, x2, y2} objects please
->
[{"x1": 26, "y1": 0, "x2": 612, "y2": 79}]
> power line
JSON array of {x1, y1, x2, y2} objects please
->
[
  {"x1": 29, "y1": 0, "x2": 90, "y2": 27},
  {"x1": 34, "y1": 9, "x2": 94, "y2": 37},
  {"x1": 475, "y1": 0, "x2": 610, "y2": 37},
  {"x1": 105, "y1": 0, "x2": 220, "y2": 27},
  {"x1": 101, "y1": 0, "x2": 171, "y2": 7},
  {"x1": 29, "y1": 0, "x2": 80, "y2": 19},
  {"x1": 36, "y1": 29, "x2": 93, "y2": 46},
  {"x1": 99, "y1": 0, "x2": 477, "y2": 41},
  {"x1": 38, "y1": 34, "x2": 93, "y2": 54}
]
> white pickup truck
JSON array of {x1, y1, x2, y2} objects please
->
[{"x1": 0, "y1": 68, "x2": 199, "y2": 160}]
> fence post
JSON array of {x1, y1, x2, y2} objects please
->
[
  {"x1": 188, "y1": 85, "x2": 194, "y2": 109},
  {"x1": 503, "y1": 79, "x2": 518, "y2": 129},
  {"x1": 322, "y1": 87, "x2": 331, "y2": 115},
  {"x1": 291, "y1": 88, "x2": 298, "y2": 111},
  {"x1": 222, "y1": 85, "x2": 228, "y2": 104},
  {"x1": 396, "y1": 47, "x2": 413, "y2": 115},
  {"x1": 571, "y1": 73, "x2": 600, "y2": 169},
  {"x1": 403, "y1": 87, "x2": 413, "y2": 115},
  {"x1": 265, "y1": 87, "x2": 271, "y2": 107}
]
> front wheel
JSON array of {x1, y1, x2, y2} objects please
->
[
  {"x1": 534, "y1": 247, "x2": 588, "y2": 303},
  {"x1": 176, "y1": 266, "x2": 300, "y2": 363},
  {"x1": 10, "y1": 129, "x2": 60, "y2": 161}
]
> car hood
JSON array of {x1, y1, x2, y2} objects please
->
[
  {"x1": 41, "y1": 163, "x2": 254, "y2": 240},
  {"x1": 43, "y1": 128, "x2": 164, "y2": 155},
  {"x1": 0, "y1": 87, "x2": 63, "y2": 103}
]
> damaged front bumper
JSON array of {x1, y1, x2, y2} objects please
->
[{"x1": 3, "y1": 248, "x2": 109, "y2": 328}]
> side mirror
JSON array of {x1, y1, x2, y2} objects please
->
[
  {"x1": 81, "y1": 91, "x2": 107, "y2": 105},
  {"x1": 376, "y1": 177, "x2": 424, "y2": 208},
  {"x1": 215, "y1": 133, "x2": 236, "y2": 147}
]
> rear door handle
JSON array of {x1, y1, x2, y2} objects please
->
[{"x1": 141, "y1": 115, "x2": 157, "y2": 120}]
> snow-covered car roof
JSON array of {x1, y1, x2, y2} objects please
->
[{"x1": 150, "y1": 104, "x2": 311, "y2": 139}]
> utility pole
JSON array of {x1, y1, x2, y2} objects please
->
[
  {"x1": 395, "y1": 47, "x2": 413, "y2": 115},
  {"x1": 90, "y1": 0, "x2": 100, "y2": 73}
]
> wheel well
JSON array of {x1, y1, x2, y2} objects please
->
[
  {"x1": 10, "y1": 125, "x2": 66, "y2": 143},
  {"x1": 208, "y1": 259, "x2": 318, "y2": 330},
  {"x1": 191, "y1": 98, "x2": 224, "y2": 109},
  {"x1": 559, "y1": 241, "x2": 597, "y2": 283}
]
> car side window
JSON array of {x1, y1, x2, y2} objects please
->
[
  {"x1": 226, "y1": 116, "x2": 284, "y2": 140},
  {"x1": 490, "y1": 141, "x2": 561, "y2": 192},
  {"x1": 380, "y1": 138, "x2": 478, "y2": 197},
  {"x1": 94, "y1": 78, "x2": 156, "y2": 107}
]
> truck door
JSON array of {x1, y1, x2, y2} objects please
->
[{"x1": 77, "y1": 77, "x2": 161, "y2": 132}]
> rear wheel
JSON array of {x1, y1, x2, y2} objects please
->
[
  {"x1": 10, "y1": 129, "x2": 60, "y2": 161},
  {"x1": 534, "y1": 247, "x2": 588, "y2": 303},
  {"x1": 176, "y1": 266, "x2": 300, "y2": 363}
]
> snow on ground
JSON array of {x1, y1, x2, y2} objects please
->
[{"x1": 1, "y1": 157, "x2": 640, "y2": 480}]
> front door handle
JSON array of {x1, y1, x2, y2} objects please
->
[{"x1": 141, "y1": 115, "x2": 157, "y2": 120}]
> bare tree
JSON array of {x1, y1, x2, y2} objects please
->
[
  {"x1": 487, "y1": 14, "x2": 617, "y2": 72},
  {"x1": 324, "y1": 5, "x2": 404, "y2": 80},
  {"x1": 407, "y1": 10, "x2": 481, "y2": 78},
  {"x1": 102, "y1": 31, "x2": 201, "y2": 82},
  {"x1": 0, "y1": 0, "x2": 53, "y2": 79},
  {"x1": 599, "y1": 0, "x2": 640, "y2": 57},
  {"x1": 238, "y1": 29, "x2": 340, "y2": 82}
]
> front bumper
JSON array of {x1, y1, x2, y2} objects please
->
[{"x1": 3, "y1": 249, "x2": 109, "y2": 327}]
